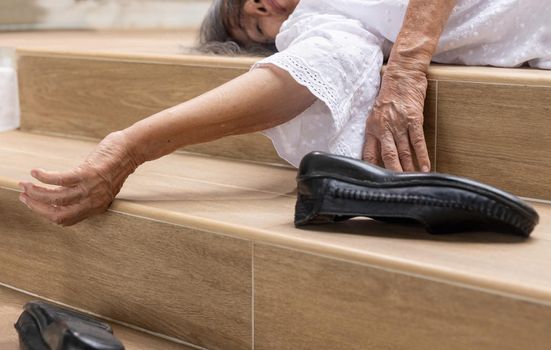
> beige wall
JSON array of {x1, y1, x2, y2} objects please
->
[{"x1": 0, "y1": 0, "x2": 211, "y2": 30}]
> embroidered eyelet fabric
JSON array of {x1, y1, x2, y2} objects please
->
[
  {"x1": 254, "y1": 11, "x2": 384, "y2": 167},
  {"x1": 253, "y1": 0, "x2": 551, "y2": 167}
]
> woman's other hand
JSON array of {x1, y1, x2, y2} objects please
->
[
  {"x1": 362, "y1": 0, "x2": 457, "y2": 172},
  {"x1": 362, "y1": 64, "x2": 430, "y2": 172},
  {"x1": 18, "y1": 131, "x2": 140, "y2": 226}
]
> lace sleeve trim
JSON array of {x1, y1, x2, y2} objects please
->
[
  {"x1": 252, "y1": 48, "x2": 383, "y2": 163},
  {"x1": 253, "y1": 53, "x2": 348, "y2": 129}
]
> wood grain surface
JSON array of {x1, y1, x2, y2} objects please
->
[
  {"x1": 1, "y1": 131, "x2": 551, "y2": 306},
  {"x1": 0, "y1": 285, "x2": 197, "y2": 350},
  {"x1": 254, "y1": 243, "x2": 551, "y2": 350},
  {"x1": 0, "y1": 188, "x2": 252, "y2": 350},
  {"x1": 18, "y1": 55, "x2": 247, "y2": 138},
  {"x1": 436, "y1": 81, "x2": 551, "y2": 199}
]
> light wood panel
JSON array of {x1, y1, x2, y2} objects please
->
[
  {"x1": 0, "y1": 285, "x2": 197, "y2": 350},
  {"x1": 18, "y1": 55, "x2": 246, "y2": 135},
  {"x1": 17, "y1": 53, "x2": 285, "y2": 164},
  {"x1": 254, "y1": 243, "x2": 551, "y2": 350},
  {"x1": 436, "y1": 81, "x2": 551, "y2": 199},
  {"x1": 0, "y1": 188, "x2": 252, "y2": 350}
]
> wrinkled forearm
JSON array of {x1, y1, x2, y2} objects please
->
[
  {"x1": 120, "y1": 67, "x2": 316, "y2": 165},
  {"x1": 389, "y1": 0, "x2": 457, "y2": 72}
]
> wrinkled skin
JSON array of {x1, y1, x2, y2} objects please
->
[
  {"x1": 363, "y1": 65, "x2": 430, "y2": 172},
  {"x1": 362, "y1": 0, "x2": 457, "y2": 172},
  {"x1": 19, "y1": 132, "x2": 139, "y2": 226}
]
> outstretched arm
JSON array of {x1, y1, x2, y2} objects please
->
[
  {"x1": 363, "y1": 0, "x2": 457, "y2": 172},
  {"x1": 19, "y1": 66, "x2": 316, "y2": 226}
]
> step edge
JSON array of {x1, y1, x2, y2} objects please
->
[
  {"x1": 426, "y1": 64, "x2": 551, "y2": 86},
  {"x1": 16, "y1": 48, "x2": 258, "y2": 69},
  {"x1": 2, "y1": 177, "x2": 550, "y2": 306}
]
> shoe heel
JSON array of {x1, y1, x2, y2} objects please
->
[
  {"x1": 295, "y1": 178, "x2": 335, "y2": 226},
  {"x1": 294, "y1": 194, "x2": 317, "y2": 225}
]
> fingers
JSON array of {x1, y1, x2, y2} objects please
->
[
  {"x1": 380, "y1": 133, "x2": 403, "y2": 172},
  {"x1": 394, "y1": 133, "x2": 415, "y2": 172},
  {"x1": 31, "y1": 168, "x2": 82, "y2": 187},
  {"x1": 19, "y1": 182, "x2": 83, "y2": 206},
  {"x1": 19, "y1": 192, "x2": 85, "y2": 227},
  {"x1": 362, "y1": 135, "x2": 380, "y2": 165},
  {"x1": 408, "y1": 120, "x2": 431, "y2": 172}
]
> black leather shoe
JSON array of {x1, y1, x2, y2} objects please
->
[
  {"x1": 295, "y1": 152, "x2": 539, "y2": 236},
  {"x1": 14, "y1": 301, "x2": 124, "y2": 350}
]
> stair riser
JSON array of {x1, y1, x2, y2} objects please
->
[
  {"x1": 435, "y1": 80, "x2": 551, "y2": 200},
  {"x1": 254, "y1": 243, "x2": 551, "y2": 350},
  {"x1": 0, "y1": 188, "x2": 252, "y2": 350}
]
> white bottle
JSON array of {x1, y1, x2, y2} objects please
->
[{"x1": 0, "y1": 48, "x2": 20, "y2": 132}]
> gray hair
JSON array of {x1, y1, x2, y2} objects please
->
[{"x1": 198, "y1": 0, "x2": 277, "y2": 56}]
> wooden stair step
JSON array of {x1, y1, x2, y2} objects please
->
[
  {"x1": 0, "y1": 285, "x2": 198, "y2": 350},
  {"x1": 1, "y1": 130, "x2": 551, "y2": 349},
  {"x1": 14, "y1": 48, "x2": 551, "y2": 198}
]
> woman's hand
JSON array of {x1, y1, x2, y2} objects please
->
[
  {"x1": 362, "y1": 65, "x2": 430, "y2": 172},
  {"x1": 361, "y1": 0, "x2": 457, "y2": 172},
  {"x1": 18, "y1": 131, "x2": 140, "y2": 226}
]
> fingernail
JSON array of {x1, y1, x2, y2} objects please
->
[{"x1": 422, "y1": 166, "x2": 430, "y2": 172}]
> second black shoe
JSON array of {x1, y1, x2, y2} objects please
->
[
  {"x1": 295, "y1": 152, "x2": 539, "y2": 236},
  {"x1": 14, "y1": 301, "x2": 124, "y2": 350}
]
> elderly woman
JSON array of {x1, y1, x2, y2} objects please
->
[{"x1": 19, "y1": 0, "x2": 550, "y2": 226}]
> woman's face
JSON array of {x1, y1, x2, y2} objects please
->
[{"x1": 227, "y1": 0, "x2": 300, "y2": 46}]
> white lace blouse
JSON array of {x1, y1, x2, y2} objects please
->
[{"x1": 253, "y1": 0, "x2": 551, "y2": 167}]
